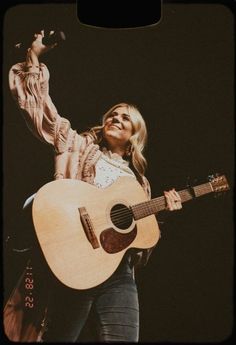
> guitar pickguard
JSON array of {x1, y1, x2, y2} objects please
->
[{"x1": 100, "y1": 226, "x2": 137, "y2": 254}]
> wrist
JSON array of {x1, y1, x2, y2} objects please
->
[{"x1": 26, "y1": 49, "x2": 40, "y2": 71}]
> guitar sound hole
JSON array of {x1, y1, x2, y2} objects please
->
[{"x1": 110, "y1": 204, "x2": 133, "y2": 230}]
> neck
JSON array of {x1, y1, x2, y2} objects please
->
[{"x1": 107, "y1": 145, "x2": 126, "y2": 157}]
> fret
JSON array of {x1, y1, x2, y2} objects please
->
[
  {"x1": 132, "y1": 196, "x2": 166, "y2": 220},
  {"x1": 193, "y1": 183, "x2": 212, "y2": 197}
]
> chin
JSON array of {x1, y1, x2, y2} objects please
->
[{"x1": 105, "y1": 130, "x2": 119, "y2": 139}]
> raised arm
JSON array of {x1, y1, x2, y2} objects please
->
[{"x1": 9, "y1": 30, "x2": 74, "y2": 154}]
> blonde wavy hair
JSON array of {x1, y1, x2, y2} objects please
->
[{"x1": 82, "y1": 102, "x2": 148, "y2": 180}]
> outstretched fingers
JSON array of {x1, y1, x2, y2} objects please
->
[{"x1": 34, "y1": 30, "x2": 45, "y2": 43}]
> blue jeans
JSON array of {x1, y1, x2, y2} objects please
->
[{"x1": 42, "y1": 256, "x2": 139, "y2": 342}]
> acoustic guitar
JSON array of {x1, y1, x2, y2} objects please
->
[{"x1": 32, "y1": 174, "x2": 229, "y2": 290}]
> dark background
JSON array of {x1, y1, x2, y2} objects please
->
[{"x1": 3, "y1": 2, "x2": 234, "y2": 342}]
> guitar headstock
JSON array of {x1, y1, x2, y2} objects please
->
[{"x1": 208, "y1": 174, "x2": 230, "y2": 193}]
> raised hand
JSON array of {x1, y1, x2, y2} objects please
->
[
  {"x1": 26, "y1": 30, "x2": 58, "y2": 71},
  {"x1": 29, "y1": 30, "x2": 58, "y2": 57}
]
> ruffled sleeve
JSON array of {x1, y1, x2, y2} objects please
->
[{"x1": 9, "y1": 62, "x2": 74, "y2": 154}]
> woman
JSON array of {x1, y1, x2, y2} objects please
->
[{"x1": 8, "y1": 30, "x2": 182, "y2": 342}]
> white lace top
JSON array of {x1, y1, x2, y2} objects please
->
[{"x1": 94, "y1": 148, "x2": 136, "y2": 189}]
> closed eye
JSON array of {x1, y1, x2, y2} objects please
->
[{"x1": 122, "y1": 114, "x2": 131, "y2": 121}]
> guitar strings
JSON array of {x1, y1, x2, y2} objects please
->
[
  {"x1": 110, "y1": 198, "x2": 166, "y2": 221},
  {"x1": 110, "y1": 184, "x2": 213, "y2": 224}
]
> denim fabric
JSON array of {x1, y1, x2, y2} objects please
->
[{"x1": 42, "y1": 256, "x2": 139, "y2": 342}]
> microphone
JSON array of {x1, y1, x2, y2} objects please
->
[{"x1": 14, "y1": 30, "x2": 66, "y2": 50}]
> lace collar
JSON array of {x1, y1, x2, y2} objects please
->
[{"x1": 101, "y1": 147, "x2": 129, "y2": 167}]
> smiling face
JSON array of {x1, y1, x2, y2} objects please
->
[{"x1": 103, "y1": 106, "x2": 134, "y2": 155}]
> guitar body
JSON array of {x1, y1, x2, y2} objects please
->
[{"x1": 32, "y1": 176, "x2": 160, "y2": 290}]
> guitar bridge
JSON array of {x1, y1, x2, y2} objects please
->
[{"x1": 78, "y1": 207, "x2": 100, "y2": 249}]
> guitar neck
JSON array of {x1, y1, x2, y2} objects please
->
[{"x1": 131, "y1": 182, "x2": 213, "y2": 220}]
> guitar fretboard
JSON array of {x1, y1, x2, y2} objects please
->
[{"x1": 131, "y1": 182, "x2": 213, "y2": 220}]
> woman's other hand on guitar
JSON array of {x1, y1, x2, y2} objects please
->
[{"x1": 164, "y1": 189, "x2": 182, "y2": 211}]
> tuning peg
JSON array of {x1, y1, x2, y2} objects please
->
[
  {"x1": 208, "y1": 172, "x2": 221, "y2": 181},
  {"x1": 208, "y1": 174, "x2": 215, "y2": 181}
]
